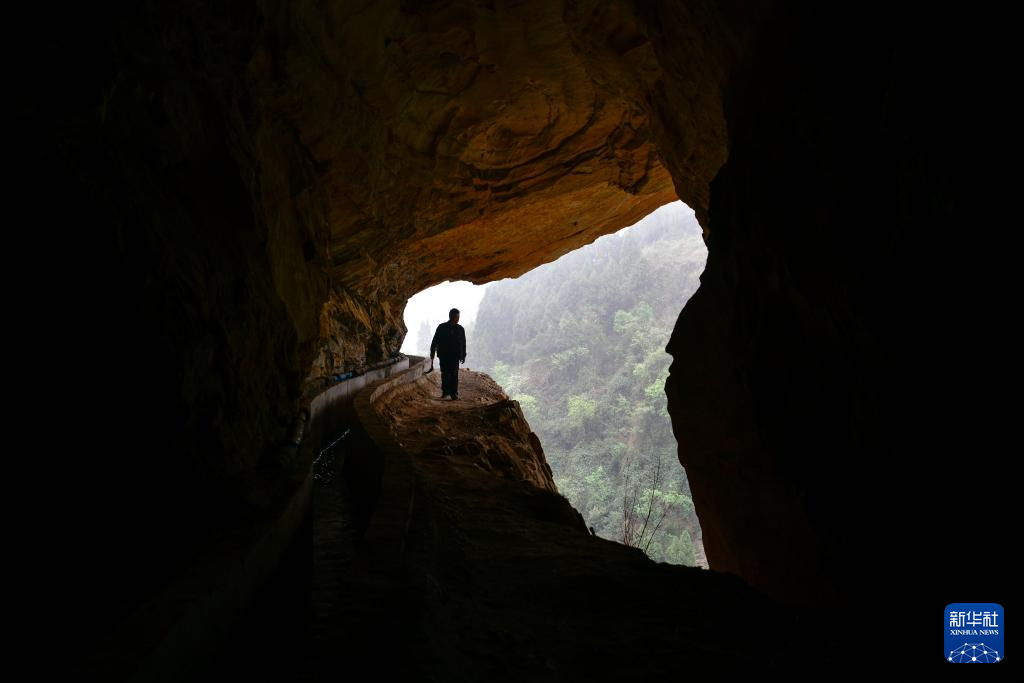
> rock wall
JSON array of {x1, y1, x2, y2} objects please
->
[
  {"x1": 661, "y1": 4, "x2": 957, "y2": 605},
  {"x1": 18, "y1": 1, "x2": 329, "y2": 658}
]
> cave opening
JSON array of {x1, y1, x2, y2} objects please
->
[
  {"x1": 22, "y1": 0, "x2": 982, "y2": 676},
  {"x1": 399, "y1": 201, "x2": 708, "y2": 566}
]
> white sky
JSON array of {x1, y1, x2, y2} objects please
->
[{"x1": 400, "y1": 280, "x2": 491, "y2": 354}]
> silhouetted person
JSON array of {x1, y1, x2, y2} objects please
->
[{"x1": 430, "y1": 308, "x2": 466, "y2": 400}]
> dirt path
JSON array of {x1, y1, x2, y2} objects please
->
[{"x1": 374, "y1": 368, "x2": 511, "y2": 450}]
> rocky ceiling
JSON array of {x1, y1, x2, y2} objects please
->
[{"x1": 255, "y1": 0, "x2": 746, "y2": 380}]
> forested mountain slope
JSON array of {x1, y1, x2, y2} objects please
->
[{"x1": 472, "y1": 203, "x2": 708, "y2": 564}]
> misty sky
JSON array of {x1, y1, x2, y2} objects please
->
[{"x1": 400, "y1": 280, "x2": 491, "y2": 357}]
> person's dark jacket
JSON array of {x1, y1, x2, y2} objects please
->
[{"x1": 430, "y1": 321, "x2": 466, "y2": 362}]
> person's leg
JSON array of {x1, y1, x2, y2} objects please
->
[
  {"x1": 439, "y1": 358, "x2": 450, "y2": 396},
  {"x1": 441, "y1": 360, "x2": 458, "y2": 399},
  {"x1": 440, "y1": 358, "x2": 456, "y2": 397}
]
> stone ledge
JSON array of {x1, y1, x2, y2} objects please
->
[{"x1": 348, "y1": 357, "x2": 431, "y2": 568}]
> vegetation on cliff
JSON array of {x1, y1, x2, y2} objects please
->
[{"x1": 471, "y1": 202, "x2": 708, "y2": 565}]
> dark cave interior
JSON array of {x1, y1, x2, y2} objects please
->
[{"x1": 13, "y1": 1, "x2": 1009, "y2": 678}]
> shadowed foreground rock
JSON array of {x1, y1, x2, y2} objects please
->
[{"x1": 313, "y1": 368, "x2": 846, "y2": 679}]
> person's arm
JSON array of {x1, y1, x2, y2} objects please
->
[
  {"x1": 459, "y1": 326, "x2": 466, "y2": 363},
  {"x1": 430, "y1": 325, "x2": 439, "y2": 360}
]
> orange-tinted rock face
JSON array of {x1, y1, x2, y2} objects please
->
[
  {"x1": 251, "y1": 0, "x2": 728, "y2": 380},
  {"x1": 372, "y1": 369, "x2": 563, "y2": 495}
]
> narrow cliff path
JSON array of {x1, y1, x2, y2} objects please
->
[{"x1": 313, "y1": 367, "x2": 844, "y2": 681}]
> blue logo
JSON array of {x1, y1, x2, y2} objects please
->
[{"x1": 945, "y1": 603, "x2": 1003, "y2": 662}]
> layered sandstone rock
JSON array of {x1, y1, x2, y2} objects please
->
[{"x1": 247, "y1": 0, "x2": 731, "y2": 379}]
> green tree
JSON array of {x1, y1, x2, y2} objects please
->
[
  {"x1": 665, "y1": 530, "x2": 697, "y2": 566},
  {"x1": 622, "y1": 454, "x2": 670, "y2": 557}
]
